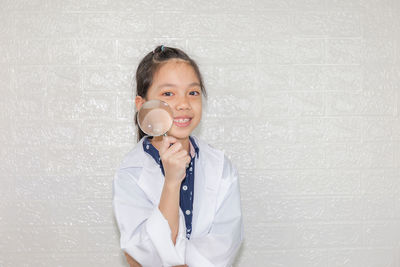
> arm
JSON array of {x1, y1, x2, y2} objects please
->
[
  {"x1": 157, "y1": 136, "x2": 191, "y2": 245},
  {"x1": 185, "y1": 159, "x2": 244, "y2": 267},
  {"x1": 113, "y1": 169, "x2": 187, "y2": 266},
  {"x1": 113, "y1": 137, "x2": 190, "y2": 266},
  {"x1": 158, "y1": 181, "x2": 181, "y2": 244}
]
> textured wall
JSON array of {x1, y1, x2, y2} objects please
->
[{"x1": 1, "y1": 0, "x2": 400, "y2": 266}]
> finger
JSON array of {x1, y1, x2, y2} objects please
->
[
  {"x1": 174, "y1": 149, "x2": 188, "y2": 159},
  {"x1": 176, "y1": 153, "x2": 190, "y2": 165},
  {"x1": 183, "y1": 155, "x2": 191, "y2": 169},
  {"x1": 184, "y1": 155, "x2": 191, "y2": 166},
  {"x1": 162, "y1": 142, "x2": 183, "y2": 159},
  {"x1": 159, "y1": 136, "x2": 177, "y2": 155},
  {"x1": 169, "y1": 151, "x2": 190, "y2": 169}
]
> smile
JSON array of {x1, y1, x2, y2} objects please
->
[
  {"x1": 174, "y1": 118, "x2": 190, "y2": 123},
  {"x1": 173, "y1": 117, "x2": 192, "y2": 127}
]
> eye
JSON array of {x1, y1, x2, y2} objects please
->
[
  {"x1": 189, "y1": 90, "x2": 200, "y2": 96},
  {"x1": 162, "y1": 92, "x2": 173, "y2": 97}
]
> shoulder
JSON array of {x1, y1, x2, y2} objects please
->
[
  {"x1": 191, "y1": 135, "x2": 223, "y2": 159},
  {"x1": 114, "y1": 137, "x2": 148, "y2": 187},
  {"x1": 191, "y1": 135, "x2": 237, "y2": 182},
  {"x1": 117, "y1": 137, "x2": 147, "y2": 170},
  {"x1": 222, "y1": 154, "x2": 238, "y2": 182}
]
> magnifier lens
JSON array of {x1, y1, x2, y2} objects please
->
[{"x1": 137, "y1": 100, "x2": 173, "y2": 137}]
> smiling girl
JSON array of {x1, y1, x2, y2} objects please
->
[{"x1": 113, "y1": 45, "x2": 243, "y2": 267}]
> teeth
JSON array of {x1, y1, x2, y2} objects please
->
[{"x1": 174, "y1": 118, "x2": 190, "y2": 123}]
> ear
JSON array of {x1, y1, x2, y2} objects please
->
[{"x1": 135, "y1": 96, "x2": 145, "y2": 111}]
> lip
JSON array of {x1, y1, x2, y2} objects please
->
[{"x1": 174, "y1": 116, "x2": 192, "y2": 119}]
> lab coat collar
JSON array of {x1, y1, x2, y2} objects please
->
[
  {"x1": 191, "y1": 137, "x2": 224, "y2": 236},
  {"x1": 118, "y1": 137, "x2": 164, "y2": 204},
  {"x1": 117, "y1": 136, "x2": 224, "y2": 234}
]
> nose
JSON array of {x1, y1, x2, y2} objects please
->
[{"x1": 175, "y1": 95, "x2": 191, "y2": 110}]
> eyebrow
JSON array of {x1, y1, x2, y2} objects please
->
[{"x1": 156, "y1": 82, "x2": 201, "y2": 90}]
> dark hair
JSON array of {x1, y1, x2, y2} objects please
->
[{"x1": 134, "y1": 45, "x2": 207, "y2": 142}]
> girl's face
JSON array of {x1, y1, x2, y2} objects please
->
[{"x1": 135, "y1": 59, "x2": 202, "y2": 140}]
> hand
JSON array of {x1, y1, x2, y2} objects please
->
[
  {"x1": 124, "y1": 252, "x2": 187, "y2": 267},
  {"x1": 159, "y1": 136, "x2": 191, "y2": 187},
  {"x1": 124, "y1": 252, "x2": 142, "y2": 267}
]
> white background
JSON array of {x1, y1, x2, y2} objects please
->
[{"x1": 0, "y1": 0, "x2": 400, "y2": 266}]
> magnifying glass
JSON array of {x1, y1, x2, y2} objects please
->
[
  {"x1": 138, "y1": 99, "x2": 190, "y2": 168},
  {"x1": 137, "y1": 99, "x2": 173, "y2": 137}
]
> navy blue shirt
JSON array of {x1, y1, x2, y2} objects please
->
[{"x1": 143, "y1": 136, "x2": 199, "y2": 239}]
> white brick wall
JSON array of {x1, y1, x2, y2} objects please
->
[{"x1": 0, "y1": 0, "x2": 399, "y2": 266}]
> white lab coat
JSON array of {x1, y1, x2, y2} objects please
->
[{"x1": 113, "y1": 136, "x2": 243, "y2": 267}]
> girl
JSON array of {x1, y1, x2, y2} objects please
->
[{"x1": 113, "y1": 45, "x2": 243, "y2": 267}]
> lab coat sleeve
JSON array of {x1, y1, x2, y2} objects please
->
[
  {"x1": 113, "y1": 168, "x2": 186, "y2": 267},
  {"x1": 185, "y1": 157, "x2": 244, "y2": 267}
]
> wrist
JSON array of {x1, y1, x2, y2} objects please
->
[{"x1": 163, "y1": 178, "x2": 181, "y2": 190}]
